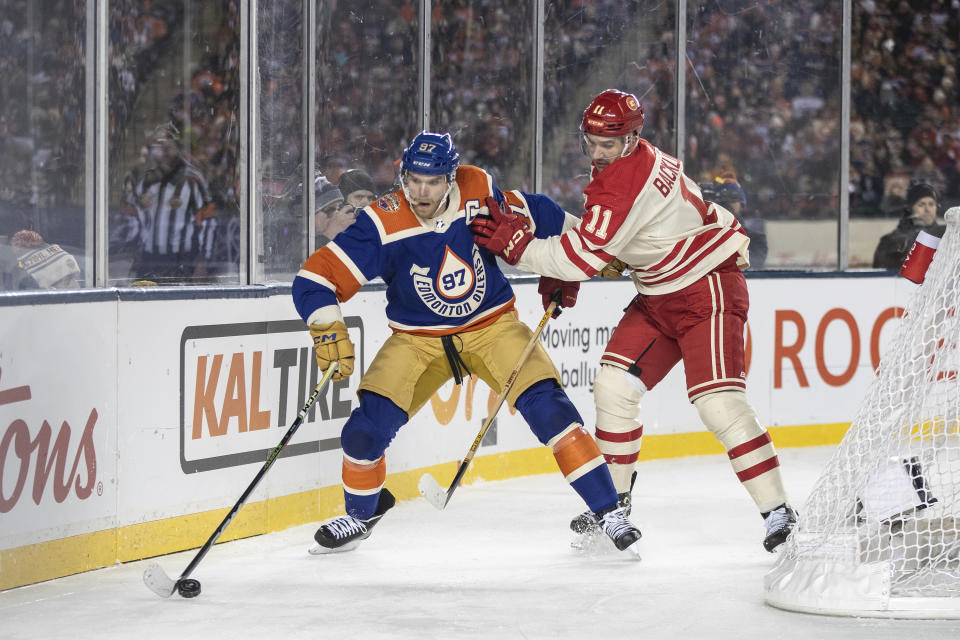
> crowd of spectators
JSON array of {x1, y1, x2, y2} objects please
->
[
  {"x1": 312, "y1": 0, "x2": 653, "y2": 200},
  {"x1": 0, "y1": 1, "x2": 185, "y2": 214},
  {"x1": 849, "y1": 0, "x2": 959, "y2": 216},
  {"x1": 0, "y1": 0, "x2": 87, "y2": 221},
  {"x1": 542, "y1": 1, "x2": 676, "y2": 213},
  {"x1": 110, "y1": 1, "x2": 181, "y2": 171},
  {"x1": 110, "y1": 0, "x2": 241, "y2": 283},
  {"x1": 4, "y1": 0, "x2": 960, "y2": 288},
  {"x1": 430, "y1": 2, "x2": 530, "y2": 187},
  {"x1": 683, "y1": 3, "x2": 845, "y2": 221},
  {"x1": 313, "y1": 1, "x2": 419, "y2": 192},
  {"x1": 0, "y1": 0, "x2": 241, "y2": 284},
  {"x1": 682, "y1": 0, "x2": 959, "y2": 222}
]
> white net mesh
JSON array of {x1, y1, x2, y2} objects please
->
[{"x1": 765, "y1": 208, "x2": 960, "y2": 617}]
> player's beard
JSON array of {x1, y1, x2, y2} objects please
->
[
  {"x1": 405, "y1": 184, "x2": 452, "y2": 219},
  {"x1": 594, "y1": 158, "x2": 613, "y2": 172},
  {"x1": 411, "y1": 199, "x2": 442, "y2": 218}
]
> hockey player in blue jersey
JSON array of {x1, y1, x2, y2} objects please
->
[{"x1": 292, "y1": 131, "x2": 642, "y2": 555}]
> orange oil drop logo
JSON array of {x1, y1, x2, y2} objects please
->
[{"x1": 436, "y1": 247, "x2": 474, "y2": 300}]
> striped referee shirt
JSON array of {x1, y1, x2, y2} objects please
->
[{"x1": 133, "y1": 161, "x2": 216, "y2": 260}]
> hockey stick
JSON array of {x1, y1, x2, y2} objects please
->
[
  {"x1": 419, "y1": 296, "x2": 560, "y2": 510},
  {"x1": 143, "y1": 362, "x2": 339, "y2": 598}
]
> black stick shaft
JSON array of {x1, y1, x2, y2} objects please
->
[
  {"x1": 175, "y1": 362, "x2": 339, "y2": 582},
  {"x1": 441, "y1": 298, "x2": 558, "y2": 507}
]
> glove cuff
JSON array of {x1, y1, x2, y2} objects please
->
[
  {"x1": 306, "y1": 304, "x2": 344, "y2": 326},
  {"x1": 309, "y1": 320, "x2": 348, "y2": 336}
]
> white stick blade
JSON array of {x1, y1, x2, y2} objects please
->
[
  {"x1": 143, "y1": 562, "x2": 177, "y2": 598},
  {"x1": 418, "y1": 473, "x2": 448, "y2": 511}
]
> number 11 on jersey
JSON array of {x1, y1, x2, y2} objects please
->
[{"x1": 583, "y1": 205, "x2": 613, "y2": 240}]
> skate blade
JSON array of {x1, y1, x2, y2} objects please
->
[
  {"x1": 570, "y1": 532, "x2": 612, "y2": 555},
  {"x1": 571, "y1": 532, "x2": 642, "y2": 561},
  {"x1": 308, "y1": 539, "x2": 363, "y2": 555},
  {"x1": 622, "y1": 538, "x2": 642, "y2": 560}
]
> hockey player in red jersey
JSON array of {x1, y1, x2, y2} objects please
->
[
  {"x1": 292, "y1": 131, "x2": 642, "y2": 555},
  {"x1": 470, "y1": 89, "x2": 796, "y2": 552}
]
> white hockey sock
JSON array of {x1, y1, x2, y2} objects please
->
[
  {"x1": 594, "y1": 365, "x2": 645, "y2": 494},
  {"x1": 694, "y1": 390, "x2": 788, "y2": 512}
]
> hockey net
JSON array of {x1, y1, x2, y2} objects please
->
[{"x1": 765, "y1": 208, "x2": 960, "y2": 618}]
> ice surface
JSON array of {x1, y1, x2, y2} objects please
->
[{"x1": 2, "y1": 447, "x2": 957, "y2": 639}]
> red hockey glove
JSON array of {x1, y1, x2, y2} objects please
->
[
  {"x1": 469, "y1": 196, "x2": 533, "y2": 265},
  {"x1": 537, "y1": 276, "x2": 579, "y2": 318}
]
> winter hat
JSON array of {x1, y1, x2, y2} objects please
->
[
  {"x1": 338, "y1": 169, "x2": 376, "y2": 200},
  {"x1": 11, "y1": 229, "x2": 45, "y2": 248},
  {"x1": 314, "y1": 176, "x2": 344, "y2": 212},
  {"x1": 907, "y1": 182, "x2": 938, "y2": 208},
  {"x1": 713, "y1": 178, "x2": 747, "y2": 207}
]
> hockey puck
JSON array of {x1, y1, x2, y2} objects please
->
[{"x1": 177, "y1": 578, "x2": 201, "y2": 598}]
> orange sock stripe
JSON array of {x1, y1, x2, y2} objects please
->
[
  {"x1": 553, "y1": 428, "x2": 604, "y2": 478},
  {"x1": 342, "y1": 456, "x2": 386, "y2": 492}
]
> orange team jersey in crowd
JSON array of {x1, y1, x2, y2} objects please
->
[
  {"x1": 516, "y1": 139, "x2": 750, "y2": 295},
  {"x1": 291, "y1": 165, "x2": 571, "y2": 335}
]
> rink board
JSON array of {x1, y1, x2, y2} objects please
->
[{"x1": 0, "y1": 275, "x2": 917, "y2": 589}]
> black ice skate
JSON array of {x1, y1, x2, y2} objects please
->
[
  {"x1": 570, "y1": 471, "x2": 637, "y2": 535},
  {"x1": 762, "y1": 504, "x2": 797, "y2": 552},
  {"x1": 309, "y1": 488, "x2": 396, "y2": 555},
  {"x1": 598, "y1": 505, "x2": 642, "y2": 556}
]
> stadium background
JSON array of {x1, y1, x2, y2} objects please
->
[
  {"x1": 0, "y1": 0, "x2": 956, "y2": 589},
  {"x1": 3, "y1": 1, "x2": 957, "y2": 283}
]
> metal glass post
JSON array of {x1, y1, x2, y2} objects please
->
[
  {"x1": 531, "y1": 0, "x2": 544, "y2": 192},
  {"x1": 676, "y1": 0, "x2": 687, "y2": 162},
  {"x1": 839, "y1": 0, "x2": 852, "y2": 270},
  {"x1": 418, "y1": 1, "x2": 431, "y2": 132},
  {"x1": 305, "y1": 0, "x2": 317, "y2": 256}
]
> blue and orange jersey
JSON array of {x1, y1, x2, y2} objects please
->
[{"x1": 292, "y1": 165, "x2": 567, "y2": 335}]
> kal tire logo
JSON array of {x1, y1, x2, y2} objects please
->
[{"x1": 180, "y1": 318, "x2": 363, "y2": 473}]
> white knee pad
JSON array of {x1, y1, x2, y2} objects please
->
[
  {"x1": 593, "y1": 365, "x2": 646, "y2": 491},
  {"x1": 694, "y1": 390, "x2": 787, "y2": 512},
  {"x1": 594, "y1": 364, "x2": 645, "y2": 420},
  {"x1": 693, "y1": 390, "x2": 761, "y2": 444}
]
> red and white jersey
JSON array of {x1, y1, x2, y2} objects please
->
[{"x1": 517, "y1": 139, "x2": 750, "y2": 295}]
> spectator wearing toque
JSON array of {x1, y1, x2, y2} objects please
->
[
  {"x1": 699, "y1": 177, "x2": 768, "y2": 269},
  {"x1": 873, "y1": 182, "x2": 944, "y2": 269},
  {"x1": 310, "y1": 174, "x2": 357, "y2": 248},
  {"x1": 1, "y1": 230, "x2": 81, "y2": 290},
  {"x1": 337, "y1": 168, "x2": 378, "y2": 209}
]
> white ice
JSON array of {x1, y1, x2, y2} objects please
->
[{"x1": 2, "y1": 447, "x2": 958, "y2": 639}]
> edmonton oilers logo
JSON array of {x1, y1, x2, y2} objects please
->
[{"x1": 409, "y1": 245, "x2": 487, "y2": 317}]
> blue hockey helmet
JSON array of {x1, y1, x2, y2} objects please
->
[{"x1": 401, "y1": 131, "x2": 460, "y2": 181}]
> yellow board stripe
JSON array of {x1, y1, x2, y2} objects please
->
[
  {"x1": 636, "y1": 422, "x2": 850, "y2": 461},
  {"x1": 0, "y1": 422, "x2": 849, "y2": 591}
]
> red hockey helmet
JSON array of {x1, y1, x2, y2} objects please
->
[{"x1": 581, "y1": 89, "x2": 645, "y2": 137}]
